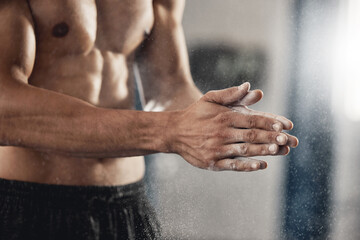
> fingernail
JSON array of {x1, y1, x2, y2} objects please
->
[
  {"x1": 272, "y1": 122, "x2": 282, "y2": 132},
  {"x1": 251, "y1": 162, "x2": 258, "y2": 169},
  {"x1": 290, "y1": 137, "x2": 299, "y2": 147},
  {"x1": 276, "y1": 134, "x2": 286, "y2": 144},
  {"x1": 260, "y1": 162, "x2": 267, "y2": 169},
  {"x1": 238, "y1": 82, "x2": 250, "y2": 92},
  {"x1": 269, "y1": 144, "x2": 278, "y2": 153},
  {"x1": 289, "y1": 121, "x2": 294, "y2": 130}
]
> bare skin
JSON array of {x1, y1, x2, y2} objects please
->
[{"x1": 0, "y1": 0, "x2": 298, "y2": 186}]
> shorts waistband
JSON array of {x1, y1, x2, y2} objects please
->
[{"x1": 0, "y1": 178, "x2": 146, "y2": 209}]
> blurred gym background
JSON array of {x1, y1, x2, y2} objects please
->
[{"x1": 144, "y1": 0, "x2": 360, "y2": 239}]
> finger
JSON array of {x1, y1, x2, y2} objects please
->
[
  {"x1": 203, "y1": 82, "x2": 250, "y2": 105},
  {"x1": 218, "y1": 143, "x2": 279, "y2": 158},
  {"x1": 229, "y1": 112, "x2": 283, "y2": 132},
  {"x1": 228, "y1": 129, "x2": 289, "y2": 145},
  {"x1": 213, "y1": 158, "x2": 267, "y2": 171},
  {"x1": 232, "y1": 107, "x2": 294, "y2": 130},
  {"x1": 278, "y1": 146, "x2": 290, "y2": 155},
  {"x1": 284, "y1": 133, "x2": 299, "y2": 148},
  {"x1": 233, "y1": 89, "x2": 263, "y2": 106}
]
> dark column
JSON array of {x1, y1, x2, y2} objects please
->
[{"x1": 283, "y1": 0, "x2": 339, "y2": 239}]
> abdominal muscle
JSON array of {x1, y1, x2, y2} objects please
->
[
  {"x1": 0, "y1": 147, "x2": 145, "y2": 186},
  {"x1": 0, "y1": 49, "x2": 146, "y2": 186}
]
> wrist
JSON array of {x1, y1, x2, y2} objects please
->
[{"x1": 160, "y1": 110, "x2": 181, "y2": 154}]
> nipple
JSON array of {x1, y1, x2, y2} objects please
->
[{"x1": 52, "y1": 22, "x2": 69, "y2": 38}]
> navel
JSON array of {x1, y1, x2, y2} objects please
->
[{"x1": 52, "y1": 22, "x2": 69, "y2": 38}]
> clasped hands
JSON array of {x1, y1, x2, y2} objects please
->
[{"x1": 168, "y1": 82, "x2": 299, "y2": 172}]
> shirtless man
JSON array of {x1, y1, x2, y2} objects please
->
[{"x1": 0, "y1": 0, "x2": 298, "y2": 239}]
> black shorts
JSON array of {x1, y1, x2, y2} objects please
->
[{"x1": 0, "y1": 178, "x2": 161, "y2": 240}]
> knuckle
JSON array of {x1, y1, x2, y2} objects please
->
[
  {"x1": 214, "y1": 128, "x2": 231, "y2": 141},
  {"x1": 213, "y1": 130, "x2": 225, "y2": 140},
  {"x1": 246, "y1": 129, "x2": 257, "y2": 143},
  {"x1": 222, "y1": 130, "x2": 233, "y2": 141},
  {"x1": 214, "y1": 147, "x2": 223, "y2": 157},
  {"x1": 225, "y1": 147, "x2": 235, "y2": 156},
  {"x1": 202, "y1": 157, "x2": 215, "y2": 168},
  {"x1": 207, "y1": 160, "x2": 217, "y2": 170},
  {"x1": 204, "y1": 91, "x2": 216, "y2": 102},
  {"x1": 204, "y1": 150, "x2": 218, "y2": 163},
  {"x1": 268, "y1": 132, "x2": 277, "y2": 142},
  {"x1": 247, "y1": 115, "x2": 257, "y2": 128},
  {"x1": 215, "y1": 113, "x2": 229, "y2": 125},
  {"x1": 228, "y1": 112, "x2": 237, "y2": 127},
  {"x1": 238, "y1": 143, "x2": 249, "y2": 155},
  {"x1": 208, "y1": 158, "x2": 216, "y2": 165},
  {"x1": 205, "y1": 90, "x2": 216, "y2": 98},
  {"x1": 211, "y1": 161, "x2": 223, "y2": 171},
  {"x1": 204, "y1": 155, "x2": 214, "y2": 165},
  {"x1": 230, "y1": 162, "x2": 236, "y2": 170},
  {"x1": 236, "y1": 160, "x2": 246, "y2": 171},
  {"x1": 219, "y1": 131, "x2": 233, "y2": 143}
]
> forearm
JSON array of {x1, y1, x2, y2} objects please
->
[
  {"x1": 0, "y1": 80, "x2": 171, "y2": 158},
  {"x1": 137, "y1": 0, "x2": 201, "y2": 111}
]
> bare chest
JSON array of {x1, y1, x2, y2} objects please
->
[{"x1": 28, "y1": 0, "x2": 154, "y2": 56}]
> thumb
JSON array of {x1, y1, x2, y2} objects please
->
[{"x1": 203, "y1": 82, "x2": 250, "y2": 105}]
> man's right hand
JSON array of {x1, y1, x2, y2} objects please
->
[{"x1": 167, "y1": 83, "x2": 299, "y2": 172}]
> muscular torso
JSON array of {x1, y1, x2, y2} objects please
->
[{"x1": 0, "y1": 0, "x2": 155, "y2": 185}]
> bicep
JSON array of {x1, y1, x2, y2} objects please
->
[{"x1": 0, "y1": 0, "x2": 35, "y2": 83}]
